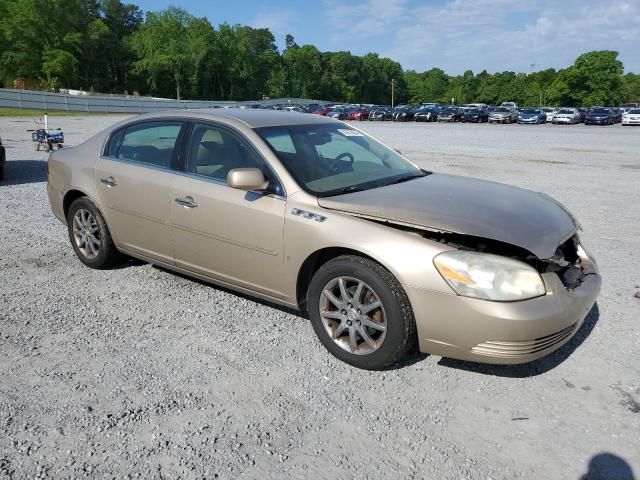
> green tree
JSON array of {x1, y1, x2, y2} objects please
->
[
  {"x1": 547, "y1": 51, "x2": 624, "y2": 106},
  {"x1": 405, "y1": 67, "x2": 448, "y2": 103},
  {"x1": 622, "y1": 73, "x2": 640, "y2": 104},
  {"x1": 282, "y1": 44, "x2": 323, "y2": 98},
  {"x1": 131, "y1": 7, "x2": 198, "y2": 99}
]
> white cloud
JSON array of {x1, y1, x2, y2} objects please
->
[
  {"x1": 250, "y1": 9, "x2": 295, "y2": 37},
  {"x1": 325, "y1": 0, "x2": 409, "y2": 38},
  {"x1": 323, "y1": 0, "x2": 640, "y2": 73}
]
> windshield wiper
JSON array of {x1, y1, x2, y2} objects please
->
[
  {"x1": 385, "y1": 172, "x2": 426, "y2": 186},
  {"x1": 329, "y1": 185, "x2": 368, "y2": 196},
  {"x1": 325, "y1": 172, "x2": 428, "y2": 196}
]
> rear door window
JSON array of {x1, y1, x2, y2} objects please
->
[{"x1": 117, "y1": 122, "x2": 182, "y2": 169}]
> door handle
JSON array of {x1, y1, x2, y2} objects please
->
[
  {"x1": 100, "y1": 176, "x2": 118, "y2": 187},
  {"x1": 175, "y1": 196, "x2": 198, "y2": 208}
]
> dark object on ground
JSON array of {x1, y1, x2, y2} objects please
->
[{"x1": 0, "y1": 136, "x2": 5, "y2": 180}]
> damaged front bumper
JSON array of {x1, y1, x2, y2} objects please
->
[{"x1": 407, "y1": 242, "x2": 601, "y2": 364}]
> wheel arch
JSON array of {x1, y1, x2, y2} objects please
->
[
  {"x1": 296, "y1": 247, "x2": 384, "y2": 311},
  {"x1": 63, "y1": 188, "x2": 93, "y2": 220}
]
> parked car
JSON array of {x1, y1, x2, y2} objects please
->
[
  {"x1": 462, "y1": 108, "x2": 489, "y2": 123},
  {"x1": 622, "y1": 108, "x2": 640, "y2": 126},
  {"x1": 392, "y1": 106, "x2": 417, "y2": 122},
  {"x1": 0, "y1": 136, "x2": 5, "y2": 181},
  {"x1": 541, "y1": 107, "x2": 556, "y2": 123},
  {"x1": 552, "y1": 108, "x2": 581, "y2": 125},
  {"x1": 368, "y1": 107, "x2": 393, "y2": 121},
  {"x1": 327, "y1": 108, "x2": 348, "y2": 120},
  {"x1": 500, "y1": 101, "x2": 518, "y2": 109},
  {"x1": 437, "y1": 107, "x2": 463, "y2": 122},
  {"x1": 577, "y1": 108, "x2": 587, "y2": 123},
  {"x1": 610, "y1": 108, "x2": 623, "y2": 123},
  {"x1": 518, "y1": 109, "x2": 547, "y2": 124},
  {"x1": 585, "y1": 108, "x2": 615, "y2": 125},
  {"x1": 413, "y1": 106, "x2": 438, "y2": 122},
  {"x1": 300, "y1": 104, "x2": 322, "y2": 113},
  {"x1": 488, "y1": 107, "x2": 518, "y2": 124},
  {"x1": 310, "y1": 106, "x2": 332, "y2": 116},
  {"x1": 47, "y1": 110, "x2": 601, "y2": 369},
  {"x1": 346, "y1": 107, "x2": 370, "y2": 121}
]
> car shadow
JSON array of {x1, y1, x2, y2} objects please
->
[
  {"x1": 579, "y1": 452, "x2": 636, "y2": 480},
  {"x1": 151, "y1": 264, "x2": 304, "y2": 318},
  {"x1": 131, "y1": 263, "x2": 598, "y2": 374},
  {"x1": 152, "y1": 263, "x2": 431, "y2": 369},
  {"x1": 0, "y1": 159, "x2": 47, "y2": 186},
  {"x1": 437, "y1": 303, "x2": 600, "y2": 378}
]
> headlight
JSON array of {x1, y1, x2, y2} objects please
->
[
  {"x1": 577, "y1": 243, "x2": 599, "y2": 274},
  {"x1": 434, "y1": 251, "x2": 546, "y2": 301}
]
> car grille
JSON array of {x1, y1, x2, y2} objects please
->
[{"x1": 471, "y1": 323, "x2": 577, "y2": 358}]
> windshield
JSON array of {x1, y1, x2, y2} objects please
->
[
  {"x1": 629, "y1": 109, "x2": 640, "y2": 114},
  {"x1": 523, "y1": 109, "x2": 540, "y2": 114},
  {"x1": 466, "y1": 109, "x2": 481, "y2": 114},
  {"x1": 591, "y1": 108, "x2": 609, "y2": 114},
  {"x1": 494, "y1": 107, "x2": 510, "y2": 112},
  {"x1": 255, "y1": 124, "x2": 424, "y2": 197},
  {"x1": 557, "y1": 109, "x2": 574, "y2": 114}
]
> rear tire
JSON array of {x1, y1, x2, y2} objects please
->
[
  {"x1": 307, "y1": 255, "x2": 417, "y2": 370},
  {"x1": 67, "y1": 197, "x2": 123, "y2": 269}
]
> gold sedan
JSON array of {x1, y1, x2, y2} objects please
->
[{"x1": 47, "y1": 110, "x2": 601, "y2": 369}]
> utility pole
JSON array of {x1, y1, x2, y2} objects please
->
[
  {"x1": 540, "y1": 89, "x2": 543, "y2": 109},
  {"x1": 391, "y1": 79, "x2": 395, "y2": 108}
]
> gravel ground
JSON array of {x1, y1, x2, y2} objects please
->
[{"x1": 1, "y1": 115, "x2": 639, "y2": 480}]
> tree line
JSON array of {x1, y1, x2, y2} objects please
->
[{"x1": 1, "y1": 0, "x2": 639, "y2": 106}]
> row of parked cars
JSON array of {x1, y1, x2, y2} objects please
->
[{"x1": 286, "y1": 102, "x2": 640, "y2": 126}]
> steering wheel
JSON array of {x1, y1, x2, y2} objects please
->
[{"x1": 328, "y1": 152, "x2": 355, "y2": 174}]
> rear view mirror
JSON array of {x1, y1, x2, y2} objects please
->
[{"x1": 227, "y1": 168, "x2": 268, "y2": 191}]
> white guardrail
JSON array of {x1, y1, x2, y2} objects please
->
[{"x1": 0, "y1": 88, "x2": 326, "y2": 113}]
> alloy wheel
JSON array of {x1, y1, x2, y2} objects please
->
[
  {"x1": 72, "y1": 208, "x2": 101, "y2": 259},
  {"x1": 319, "y1": 276, "x2": 387, "y2": 355}
]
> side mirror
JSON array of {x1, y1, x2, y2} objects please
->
[{"x1": 227, "y1": 168, "x2": 268, "y2": 191}]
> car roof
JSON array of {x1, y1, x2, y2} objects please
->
[{"x1": 122, "y1": 108, "x2": 338, "y2": 129}]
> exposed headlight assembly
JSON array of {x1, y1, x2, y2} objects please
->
[{"x1": 434, "y1": 251, "x2": 546, "y2": 301}]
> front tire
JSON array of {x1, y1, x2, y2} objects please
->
[
  {"x1": 67, "y1": 197, "x2": 123, "y2": 269},
  {"x1": 307, "y1": 255, "x2": 417, "y2": 370}
]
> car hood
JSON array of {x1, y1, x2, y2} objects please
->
[{"x1": 317, "y1": 173, "x2": 578, "y2": 259}]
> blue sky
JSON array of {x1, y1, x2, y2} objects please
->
[{"x1": 134, "y1": 0, "x2": 640, "y2": 74}]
